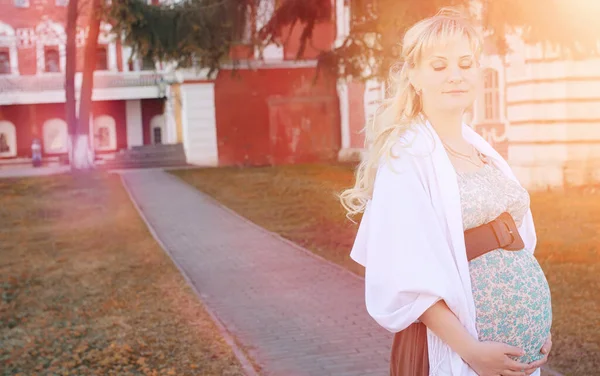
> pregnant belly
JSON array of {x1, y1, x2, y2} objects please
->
[{"x1": 469, "y1": 249, "x2": 553, "y2": 363}]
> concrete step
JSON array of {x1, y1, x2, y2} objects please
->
[
  {"x1": 95, "y1": 144, "x2": 187, "y2": 168},
  {"x1": 95, "y1": 159, "x2": 189, "y2": 170},
  {"x1": 130, "y1": 143, "x2": 184, "y2": 152},
  {"x1": 112, "y1": 152, "x2": 186, "y2": 161}
]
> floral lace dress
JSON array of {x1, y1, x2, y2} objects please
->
[{"x1": 457, "y1": 163, "x2": 553, "y2": 363}]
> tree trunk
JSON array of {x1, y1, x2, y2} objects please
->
[
  {"x1": 65, "y1": 0, "x2": 78, "y2": 167},
  {"x1": 72, "y1": 0, "x2": 102, "y2": 170}
]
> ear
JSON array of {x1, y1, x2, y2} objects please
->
[{"x1": 408, "y1": 68, "x2": 420, "y2": 93}]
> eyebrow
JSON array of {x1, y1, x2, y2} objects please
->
[{"x1": 430, "y1": 54, "x2": 473, "y2": 60}]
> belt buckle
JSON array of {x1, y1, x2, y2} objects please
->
[
  {"x1": 501, "y1": 221, "x2": 515, "y2": 247},
  {"x1": 492, "y1": 215, "x2": 516, "y2": 249}
]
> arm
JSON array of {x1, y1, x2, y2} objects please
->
[
  {"x1": 421, "y1": 300, "x2": 532, "y2": 376},
  {"x1": 354, "y1": 155, "x2": 464, "y2": 333},
  {"x1": 419, "y1": 300, "x2": 479, "y2": 361}
]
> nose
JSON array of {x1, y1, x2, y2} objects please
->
[{"x1": 448, "y1": 65, "x2": 463, "y2": 83}]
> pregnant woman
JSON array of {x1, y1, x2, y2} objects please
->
[{"x1": 340, "y1": 7, "x2": 553, "y2": 376}]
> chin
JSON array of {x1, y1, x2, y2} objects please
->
[
  {"x1": 438, "y1": 104, "x2": 471, "y2": 113},
  {"x1": 438, "y1": 99, "x2": 474, "y2": 112}
]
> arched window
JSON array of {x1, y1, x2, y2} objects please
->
[
  {"x1": 150, "y1": 114, "x2": 166, "y2": 144},
  {"x1": 93, "y1": 115, "x2": 117, "y2": 151},
  {"x1": 0, "y1": 51, "x2": 10, "y2": 74},
  {"x1": 0, "y1": 121, "x2": 17, "y2": 157},
  {"x1": 44, "y1": 47, "x2": 60, "y2": 72},
  {"x1": 0, "y1": 22, "x2": 18, "y2": 74},
  {"x1": 95, "y1": 45, "x2": 108, "y2": 70},
  {"x1": 43, "y1": 118, "x2": 68, "y2": 154},
  {"x1": 482, "y1": 68, "x2": 500, "y2": 121},
  {"x1": 36, "y1": 18, "x2": 66, "y2": 74}
]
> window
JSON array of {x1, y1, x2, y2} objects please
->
[
  {"x1": 44, "y1": 47, "x2": 60, "y2": 72},
  {"x1": 152, "y1": 127, "x2": 162, "y2": 144},
  {"x1": 0, "y1": 51, "x2": 10, "y2": 74},
  {"x1": 0, "y1": 121, "x2": 17, "y2": 157},
  {"x1": 482, "y1": 68, "x2": 500, "y2": 121},
  {"x1": 96, "y1": 126, "x2": 111, "y2": 148},
  {"x1": 93, "y1": 115, "x2": 117, "y2": 151},
  {"x1": 0, "y1": 133, "x2": 10, "y2": 152},
  {"x1": 141, "y1": 55, "x2": 155, "y2": 70},
  {"x1": 95, "y1": 46, "x2": 108, "y2": 70},
  {"x1": 14, "y1": 0, "x2": 30, "y2": 7}
]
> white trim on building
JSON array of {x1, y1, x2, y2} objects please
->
[
  {"x1": 179, "y1": 82, "x2": 218, "y2": 166},
  {"x1": 0, "y1": 21, "x2": 19, "y2": 75},
  {"x1": 35, "y1": 18, "x2": 66, "y2": 74},
  {"x1": 125, "y1": 99, "x2": 144, "y2": 148}
]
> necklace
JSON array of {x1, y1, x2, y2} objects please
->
[{"x1": 442, "y1": 141, "x2": 486, "y2": 168}]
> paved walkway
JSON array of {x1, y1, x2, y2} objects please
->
[
  {"x1": 0, "y1": 165, "x2": 70, "y2": 179},
  {"x1": 121, "y1": 169, "x2": 391, "y2": 376},
  {"x1": 120, "y1": 169, "x2": 559, "y2": 376}
]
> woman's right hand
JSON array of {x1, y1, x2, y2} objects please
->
[{"x1": 464, "y1": 341, "x2": 531, "y2": 376}]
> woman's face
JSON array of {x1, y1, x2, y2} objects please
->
[{"x1": 410, "y1": 37, "x2": 480, "y2": 113}]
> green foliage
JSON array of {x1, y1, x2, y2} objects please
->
[
  {"x1": 110, "y1": 0, "x2": 255, "y2": 76},
  {"x1": 108, "y1": 0, "x2": 600, "y2": 81},
  {"x1": 258, "y1": 0, "x2": 332, "y2": 59}
]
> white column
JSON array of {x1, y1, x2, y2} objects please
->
[
  {"x1": 337, "y1": 81, "x2": 350, "y2": 150},
  {"x1": 59, "y1": 44, "x2": 66, "y2": 72},
  {"x1": 179, "y1": 83, "x2": 218, "y2": 166},
  {"x1": 335, "y1": 0, "x2": 356, "y2": 161},
  {"x1": 180, "y1": 86, "x2": 189, "y2": 154},
  {"x1": 9, "y1": 41, "x2": 19, "y2": 74},
  {"x1": 108, "y1": 42, "x2": 118, "y2": 71},
  {"x1": 121, "y1": 36, "x2": 133, "y2": 72},
  {"x1": 36, "y1": 43, "x2": 44, "y2": 73},
  {"x1": 164, "y1": 87, "x2": 177, "y2": 144},
  {"x1": 125, "y1": 99, "x2": 144, "y2": 148},
  {"x1": 364, "y1": 79, "x2": 383, "y2": 126},
  {"x1": 335, "y1": 0, "x2": 350, "y2": 48}
]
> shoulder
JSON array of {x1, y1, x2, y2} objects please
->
[
  {"x1": 385, "y1": 123, "x2": 436, "y2": 173},
  {"x1": 391, "y1": 123, "x2": 437, "y2": 158},
  {"x1": 374, "y1": 124, "x2": 435, "y2": 189}
]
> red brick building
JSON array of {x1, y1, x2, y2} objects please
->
[
  {"x1": 0, "y1": 0, "x2": 346, "y2": 167},
  {"x1": 0, "y1": 0, "x2": 171, "y2": 163}
]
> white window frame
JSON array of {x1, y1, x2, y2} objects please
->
[
  {"x1": 0, "y1": 22, "x2": 19, "y2": 75},
  {"x1": 35, "y1": 19, "x2": 66, "y2": 75},
  {"x1": 482, "y1": 68, "x2": 500, "y2": 122},
  {"x1": 14, "y1": 0, "x2": 30, "y2": 8}
]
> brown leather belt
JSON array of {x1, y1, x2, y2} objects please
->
[{"x1": 465, "y1": 212, "x2": 525, "y2": 261}]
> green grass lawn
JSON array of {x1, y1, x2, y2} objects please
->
[
  {"x1": 0, "y1": 172, "x2": 245, "y2": 376},
  {"x1": 172, "y1": 163, "x2": 600, "y2": 376}
]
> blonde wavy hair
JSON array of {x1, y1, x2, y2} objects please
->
[{"x1": 339, "y1": 7, "x2": 483, "y2": 219}]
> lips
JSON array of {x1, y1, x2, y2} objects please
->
[{"x1": 443, "y1": 90, "x2": 467, "y2": 94}]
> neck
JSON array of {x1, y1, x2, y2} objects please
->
[{"x1": 422, "y1": 108, "x2": 464, "y2": 141}]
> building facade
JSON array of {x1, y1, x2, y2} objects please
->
[
  {"x1": 0, "y1": 0, "x2": 173, "y2": 163},
  {"x1": 0, "y1": 0, "x2": 343, "y2": 168},
  {"x1": 5, "y1": 0, "x2": 594, "y2": 189}
]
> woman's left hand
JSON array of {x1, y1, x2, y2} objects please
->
[{"x1": 524, "y1": 333, "x2": 553, "y2": 375}]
